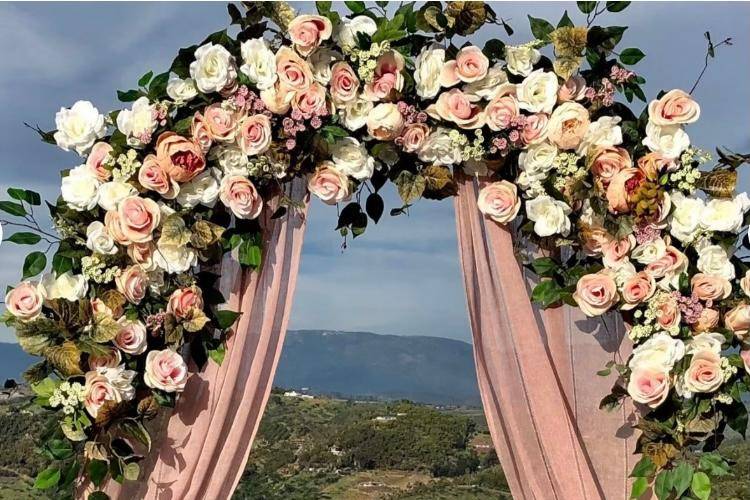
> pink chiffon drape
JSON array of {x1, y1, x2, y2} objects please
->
[
  {"x1": 98, "y1": 178, "x2": 309, "y2": 500},
  {"x1": 454, "y1": 174, "x2": 638, "y2": 500}
]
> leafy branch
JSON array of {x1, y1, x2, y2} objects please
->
[{"x1": 689, "y1": 31, "x2": 732, "y2": 94}]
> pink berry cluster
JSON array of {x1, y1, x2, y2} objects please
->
[
  {"x1": 585, "y1": 78, "x2": 616, "y2": 107},
  {"x1": 672, "y1": 291, "x2": 704, "y2": 324},
  {"x1": 397, "y1": 101, "x2": 428, "y2": 125},
  {"x1": 610, "y1": 65, "x2": 636, "y2": 84},
  {"x1": 634, "y1": 223, "x2": 661, "y2": 245}
]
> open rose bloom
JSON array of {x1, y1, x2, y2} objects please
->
[{"x1": 4, "y1": 1, "x2": 750, "y2": 495}]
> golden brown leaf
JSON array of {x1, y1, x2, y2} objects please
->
[
  {"x1": 698, "y1": 169, "x2": 737, "y2": 198},
  {"x1": 159, "y1": 214, "x2": 192, "y2": 248},
  {"x1": 190, "y1": 220, "x2": 225, "y2": 250},
  {"x1": 90, "y1": 314, "x2": 121, "y2": 343},
  {"x1": 100, "y1": 290, "x2": 127, "y2": 318},
  {"x1": 553, "y1": 56, "x2": 583, "y2": 80},
  {"x1": 137, "y1": 396, "x2": 160, "y2": 419},
  {"x1": 44, "y1": 341, "x2": 83, "y2": 377},
  {"x1": 642, "y1": 442, "x2": 679, "y2": 469},
  {"x1": 445, "y1": 1, "x2": 487, "y2": 35},
  {"x1": 550, "y1": 26, "x2": 589, "y2": 58},
  {"x1": 95, "y1": 401, "x2": 130, "y2": 427},
  {"x1": 395, "y1": 171, "x2": 426, "y2": 205}
]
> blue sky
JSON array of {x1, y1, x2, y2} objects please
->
[{"x1": 0, "y1": 2, "x2": 748, "y2": 343}]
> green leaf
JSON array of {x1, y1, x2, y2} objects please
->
[
  {"x1": 320, "y1": 125, "x2": 349, "y2": 144},
  {"x1": 630, "y1": 476, "x2": 649, "y2": 499},
  {"x1": 148, "y1": 72, "x2": 170, "y2": 100},
  {"x1": 87, "y1": 459, "x2": 109, "y2": 487},
  {"x1": 316, "y1": 1, "x2": 332, "y2": 14},
  {"x1": 365, "y1": 193, "x2": 384, "y2": 224},
  {"x1": 22, "y1": 251, "x2": 46, "y2": 279},
  {"x1": 0, "y1": 201, "x2": 27, "y2": 217},
  {"x1": 138, "y1": 70, "x2": 153, "y2": 87},
  {"x1": 671, "y1": 462, "x2": 694, "y2": 497},
  {"x1": 531, "y1": 280, "x2": 562, "y2": 308},
  {"x1": 528, "y1": 15, "x2": 555, "y2": 40},
  {"x1": 123, "y1": 462, "x2": 140, "y2": 481},
  {"x1": 31, "y1": 377, "x2": 57, "y2": 398},
  {"x1": 577, "y1": 1, "x2": 597, "y2": 14},
  {"x1": 630, "y1": 456, "x2": 655, "y2": 478},
  {"x1": 558, "y1": 10, "x2": 574, "y2": 28},
  {"x1": 654, "y1": 470, "x2": 673, "y2": 500},
  {"x1": 8, "y1": 188, "x2": 41, "y2": 205},
  {"x1": 238, "y1": 240, "x2": 262, "y2": 268},
  {"x1": 117, "y1": 89, "x2": 142, "y2": 102},
  {"x1": 33, "y1": 467, "x2": 60, "y2": 490},
  {"x1": 345, "y1": 0, "x2": 366, "y2": 13},
  {"x1": 483, "y1": 39, "x2": 506, "y2": 61},
  {"x1": 119, "y1": 419, "x2": 152, "y2": 452},
  {"x1": 699, "y1": 452, "x2": 731, "y2": 476},
  {"x1": 5, "y1": 232, "x2": 41, "y2": 245},
  {"x1": 46, "y1": 438, "x2": 74, "y2": 460},
  {"x1": 620, "y1": 47, "x2": 645, "y2": 65},
  {"x1": 606, "y1": 1, "x2": 631, "y2": 12},
  {"x1": 215, "y1": 310, "x2": 241, "y2": 330},
  {"x1": 531, "y1": 257, "x2": 557, "y2": 277},
  {"x1": 209, "y1": 343, "x2": 226, "y2": 365},
  {"x1": 691, "y1": 471, "x2": 711, "y2": 500}
]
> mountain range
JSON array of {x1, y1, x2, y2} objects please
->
[{"x1": 0, "y1": 330, "x2": 481, "y2": 406}]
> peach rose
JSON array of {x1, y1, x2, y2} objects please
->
[
  {"x1": 573, "y1": 271, "x2": 619, "y2": 317},
  {"x1": 127, "y1": 242, "x2": 156, "y2": 271},
  {"x1": 627, "y1": 366, "x2": 670, "y2": 408},
  {"x1": 219, "y1": 175, "x2": 263, "y2": 219},
  {"x1": 601, "y1": 235, "x2": 634, "y2": 268},
  {"x1": 238, "y1": 114, "x2": 272, "y2": 156},
  {"x1": 288, "y1": 15, "x2": 332, "y2": 56},
  {"x1": 276, "y1": 46, "x2": 314, "y2": 92},
  {"x1": 558, "y1": 75, "x2": 587, "y2": 102},
  {"x1": 364, "y1": 51, "x2": 405, "y2": 101},
  {"x1": 741, "y1": 350, "x2": 750, "y2": 375},
  {"x1": 88, "y1": 349, "x2": 122, "y2": 370},
  {"x1": 648, "y1": 89, "x2": 700, "y2": 126},
  {"x1": 292, "y1": 82, "x2": 329, "y2": 118},
  {"x1": 638, "y1": 152, "x2": 676, "y2": 177},
  {"x1": 477, "y1": 181, "x2": 521, "y2": 224},
  {"x1": 114, "y1": 318, "x2": 148, "y2": 355},
  {"x1": 167, "y1": 286, "x2": 204, "y2": 320},
  {"x1": 138, "y1": 155, "x2": 178, "y2": 199},
  {"x1": 452, "y1": 45, "x2": 489, "y2": 83},
  {"x1": 645, "y1": 246, "x2": 687, "y2": 281},
  {"x1": 693, "y1": 308, "x2": 720, "y2": 332},
  {"x1": 691, "y1": 273, "x2": 731, "y2": 302},
  {"x1": 117, "y1": 196, "x2": 161, "y2": 243},
  {"x1": 621, "y1": 272, "x2": 656, "y2": 310},
  {"x1": 202, "y1": 103, "x2": 239, "y2": 142},
  {"x1": 191, "y1": 112, "x2": 213, "y2": 152},
  {"x1": 589, "y1": 146, "x2": 631, "y2": 189},
  {"x1": 399, "y1": 123, "x2": 430, "y2": 153},
  {"x1": 655, "y1": 294, "x2": 681, "y2": 330},
  {"x1": 741, "y1": 270, "x2": 750, "y2": 298},
  {"x1": 144, "y1": 349, "x2": 188, "y2": 392},
  {"x1": 156, "y1": 132, "x2": 206, "y2": 183},
  {"x1": 86, "y1": 142, "x2": 113, "y2": 181},
  {"x1": 366, "y1": 103, "x2": 404, "y2": 141},
  {"x1": 426, "y1": 89, "x2": 484, "y2": 129},
  {"x1": 308, "y1": 162, "x2": 350, "y2": 205},
  {"x1": 725, "y1": 303, "x2": 750, "y2": 341},
  {"x1": 547, "y1": 102, "x2": 590, "y2": 150},
  {"x1": 606, "y1": 167, "x2": 644, "y2": 214},
  {"x1": 521, "y1": 113, "x2": 548, "y2": 144},
  {"x1": 683, "y1": 350, "x2": 723, "y2": 394},
  {"x1": 104, "y1": 210, "x2": 131, "y2": 245},
  {"x1": 115, "y1": 265, "x2": 149, "y2": 304},
  {"x1": 5, "y1": 281, "x2": 44, "y2": 321},
  {"x1": 329, "y1": 61, "x2": 360, "y2": 105},
  {"x1": 485, "y1": 94, "x2": 519, "y2": 131}
]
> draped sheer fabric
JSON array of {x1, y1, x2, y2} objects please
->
[
  {"x1": 91, "y1": 178, "x2": 309, "y2": 500},
  {"x1": 454, "y1": 174, "x2": 639, "y2": 500}
]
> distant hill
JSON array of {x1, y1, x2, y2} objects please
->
[{"x1": 0, "y1": 330, "x2": 482, "y2": 406}]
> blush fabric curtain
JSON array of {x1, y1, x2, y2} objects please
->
[
  {"x1": 93, "y1": 178, "x2": 309, "y2": 500},
  {"x1": 453, "y1": 174, "x2": 638, "y2": 500}
]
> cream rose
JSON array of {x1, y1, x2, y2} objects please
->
[
  {"x1": 682, "y1": 350, "x2": 723, "y2": 395},
  {"x1": 687, "y1": 332, "x2": 725, "y2": 355},
  {"x1": 417, "y1": 128, "x2": 462, "y2": 167},
  {"x1": 518, "y1": 142, "x2": 557, "y2": 182},
  {"x1": 5, "y1": 281, "x2": 44, "y2": 321},
  {"x1": 414, "y1": 44, "x2": 447, "y2": 99},
  {"x1": 331, "y1": 137, "x2": 375, "y2": 180},
  {"x1": 288, "y1": 15, "x2": 332, "y2": 56},
  {"x1": 62, "y1": 165, "x2": 102, "y2": 211},
  {"x1": 547, "y1": 102, "x2": 590, "y2": 150},
  {"x1": 127, "y1": 242, "x2": 156, "y2": 272},
  {"x1": 97, "y1": 181, "x2": 137, "y2": 212},
  {"x1": 144, "y1": 349, "x2": 188, "y2": 393},
  {"x1": 477, "y1": 181, "x2": 521, "y2": 224},
  {"x1": 41, "y1": 272, "x2": 89, "y2": 302},
  {"x1": 669, "y1": 192, "x2": 704, "y2": 243},
  {"x1": 577, "y1": 116, "x2": 622, "y2": 156},
  {"x1": 366, "y1": 103, "x2": 404, "y2": 141},
  {"x1": 697, "y1": 244, "x2": 735, "y2": 280},
  {"x1": 307, "y1": 162, "x2": 350, "y2": 205},
  {"x1": 741, "y1": 270, "x2": 750, "y2": 298},
  {"x1": 629, "y1": 333, "x2": 685, "y2": 371},
  {"x1": 526, "y1": 196, "x2": 572, "y2": 237},
  {"x1": 116, "y1": 96, "x2": 158, "y2": 147},
  {"x1": 648, "y1": 89, "x2": 700, "y2": 126},
  {"x1": 54, "y1": 100, "x2": 107, "y2": 155},
  {"x1": 516, "y1": 69, "x2": 559, "y2": 114},
  {"x1": 219, "y1": 175, "x2": 263, "y2": 219},
  {"x1": 333, "y1": 15, "x2": 377, "y2": 50},
  {"x1": 167, "y1": 76, "x2": 199, "y2": 103},
  {"x1": 505, "y1": 45, "x2": 541, "y2": 77},
  {"x1": 573, "y1": 271, "x2": 619, "y2": 317},
  {"x1": 693, "y1": 308, "x2": 720, "y2": 333},
  {"x1": 190, "y1": 42, "x2": 237, "y2": 94},
  {"x1": 643, "y1": 122, "x2": 689, "y2": 159},
  {"x1": 239, "y1": 38, "x2": 277, "y2": 90},
  {"x1": 153, "y1": 241, "x2": 197, "y2": 274},
  {"x1": 175, "y1": 168, "x2": 221, "y2": 209},
  {"x1": 115, "y1": 265, "x2": 148, "y2": 304},
  {"x1": 339, "y1": 98, "x2": 373, "y2": 131},
  {"x1": 86, "y1": 221, "x2": 118, "y2": 255},
  {"x1": 211, "y1": 145, "x2": 250, "y2": 176},
  {"x1": 627, "y1": 366, "x2": 671, "y2": 409},
  {"x1": 114, "y1": 318, "x2": 148, "y2": 355},
  {"x1": 462, "y1": 65, "x2": 510, "y2": 100},
  {"x1": 691, "y1": 273, "x2": 731, "y2": 302},
  {"x1": 700, "y1": 197, "x2": 744, "y2": 233}
]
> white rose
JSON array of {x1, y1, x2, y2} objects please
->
[
  {"x1": 339, "y1": 98, "x2": 373, "y2": 131},
  {"x1": 239, "y1": 38, "x2": 277, "y2": 90},
  {"x1": 97, "y1": 181, "x2": 137, "y2": 212},
  {"x1": 505, "y1": 45, "x2": 541, "y2": 77},
  {"x1": 526, "y1": 196, "x2": 571, "y2": 237},
  {"x1": 176, "y1": 168, "x2": 221, "y2": 208},
  {"x1": 190, "y1": 42, "x2": 237, "y2": 94},
  {"x1": 153, "y1": 242, "x2": 197, "y2": 274},
  {"x1": 414, "y1": 44, "x2": 446, "y2": 99},
  {"x1": 61, "y1": 165, "x2": 102, "y2": 211},
  {"x1": 577, "y1": 116, "x2": 623, "y2": 156},
  {"x1": 643, "y1": 122, "x2": 689, "y2": 159},
  {"x1": 166, "y1": 76, "x2": 198, "y2": 103},
  {"x1": 669, "y1": 192, "x2": 704, "y2": 243},
  {"x1": 418, "y1": 128, "x2": 462, "y2": 166},
  {"x1": 54, "y1": 100, "x2": 106, "y2": 155},
  {"x1": 211, "y1": 145, "x2": 250, "y2": 176},
  {"x1": 462, "y1": 64, "x2": 510, "y2": 100},
  {"x1": 518, "y1": 142, "x2": 557, "y2": 180},
  {"x1": 628, "y1": 332, "x2": 686, "y2": 371},
  {"x1": 631, "y1": 237, "x2": 667, "y2": 264},
  {"x1": 700, "y1": 198, "x2": 744, "y2": 233},
  {"x1": 735, "y1": 192, "x2": 750, "y2": 213},
  {"x1": 116, "y1": 96, "x2": 158, "y2": 148},
  {"x1": 41, "y1": 271, "x2": 89, "y2": 301},
  {"x1": 308, "y1": 47, "x2": 341, "y2": 85},
  {"x1": 516, "y1": 69, "x2": 558, "y2": 114},
  {"x1": 687, "y1": 332, "x2": 725, "y2": 355},
  {"x1": 334, "y1": 15, "x2": 377, "y2": 50},
  {"x1": 144, "y1": 349, "x2": 188, "y2": 393},
  {"x1": 331, "y1": 138, "x2": 375, "y2": 180},
  {"x1": 697, "y1": 244, "x2": 735, "y2": 280},
  {"x1": 86, "y1": 221, "x2": 118, "y2": 255}
]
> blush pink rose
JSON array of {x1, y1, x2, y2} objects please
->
[
  {"x1": 167, "y1": 286, "x2": 204, "y2": 320},
  {"x1": 521, "y1": 113, "x2": 548, "y2": 144},
  {"x1": 156, "y1": 132, "x2": 206, "y2": 183},
  {"x1": 364, "y1": 51, "x2": 405, "y2": 101},
  {"x1": 329, "y1": 61, "x2": 360, "y2": 105},
  {"x1": 477, "y1": 181, "x2": 521, "y2": 224},
  {"x1": 115, "y1": 265, "x2": 149, "y2": 304},
  {"x1": 691, "y1": 273, "x2": 732, "y2": 303},
  {"x1": 276, "y1": 46, "x2": 314, "y2": 92},
  {"x1": 741, "y1": 350, "x2": 750, "y2": 375},
  {"x1": 601, "y1": 235, "x2": 634, "y2": 268},
  {"x1": 202, "y1": 103, "x2": 239, "y2": 142},
  {"x1": 725, "y1": 303, "x2": 750, "y2": 341},
  {"x1": 144, "y1": 349, "x2": 188, "y2": 392},
  {"x1": 238, "y1": 114, "x2": 272, "y2": 156},
  {"x1": 5, "y1": 281, "x2": 44, "y2": 321},
  {"x1": 84, "y1": 371, "x2": 118, "y2": 418},
  {"x1": 648, "y1": 89, "x2": 700, "y2": 126},
  {"x1": 645, "y1": 246, "x2": 687, "y2": 280},
  {"x1": 558, "y1": 75, "x2": 587, "y2": 102},
  {"x1": 114, "y1": 318, "x2": 148, "y2": 355},
  {"x1": 693, "y1": 308, "x2": 720, "y2": 333},
  {"x1": 127, "y1": 242, "x2": 155, "y2": 271},
  {"x1": 427, "y1": 89, "x2": 484, "y2": 129},
  {"x1": 638, "y1": 152, "x2": 677, "y2": 177},
  {"x1": 655, "y1": 295, "x2": 681, "y2": 330},
  {"x1": 88, "y1": 350, "x2": 122, "y2": 370},
  {"x1": 627, "y1": 366, "x2": 670, "y2": 408},
  {"x1": 573, "y1": 271, "x2": 619, "y2": 317},
  {"x1": 292, "y1": 82, "x2": 330, "y2": 118},
  {"x1": 485, "y1": 95, "x2": 519, "y2": 131},
  {"x1": 104, "y1": 210, "x2": 131, "y2": 245},
  {"x1": 683, "y1": 350, "x2": 723, "y2": 394},
  {"x1": 547, "y1": 102, "x2": 590, "y2": 150},
  {"x1": 308, "y1": 162, "x2": 350, "y2": 205},
  {"x1": 452, "y1": 46, "x2": 489, "y2": 83},
  {"x1": 589, "y1": 146, "x2": 632, "y2": 190},
  {"x1": 117, "y1": 196, "x2": 161, "y2": 243},
  {"x1": 287, "y1": 15, "x2": 332, "y2": 56},
  {"x1": 219, "y1": 175, "x2": 263, "y2": 219},
  {"x1": 138, "y1": 155, "x2": 178, "y2": 199},
  {"x1": 621, "y1": 272, "x2": 656, "y2": 310},
  {"x1": 399, "y1": 123, "x2": 430, "y2": 153},
  {"x1": 191, "y1": 112, "x2": 213, "y2": 152},
  {"x1": 260, "y1": 84, "x2": 295, "y2": 115},
  {"x1": 86, "y1": 142, "x2": 113, "y2": 181}
]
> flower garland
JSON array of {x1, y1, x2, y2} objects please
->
[{"x1": 0, "y1": 2, "x2": 748, "y2": 498}]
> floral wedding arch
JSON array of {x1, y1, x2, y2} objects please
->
[{"x1": 1, "y1": 1, "x2": 749, "y2": 498}]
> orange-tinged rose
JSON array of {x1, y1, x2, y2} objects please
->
[{"x1": 156, "y1": 132, "x2": 206, "y2": 183}]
